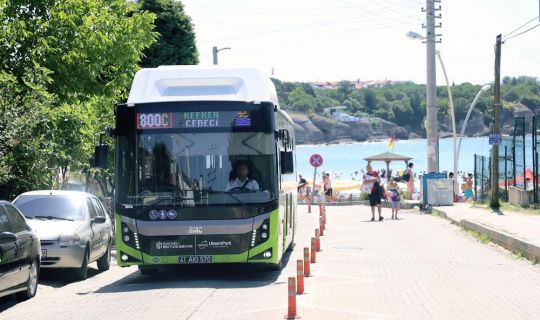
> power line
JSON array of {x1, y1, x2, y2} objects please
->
[
  {"x1": 503, "y1": 23, "x2": 540, "y2": 43},
  {"x1": 502, "y1": 15, "x2": 539, "y2": 38}
]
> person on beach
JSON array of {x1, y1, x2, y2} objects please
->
[
  {"x1": 361, "y1": 164, "x2": 377, "y2": 193},
  {"x1": 462, "y1": 173, "x2": 474, "y2": 201},
  {"x1": 404, "y1": 162, "x2": 414, "y2": 200},
  {"x1": 363, "y1": 165, "x2": 384, "y2": 221},
  {"x1": 323, "y1": 173, "x2": 333, "y2": 202},
  {"x1": 448, "y1": 172, "x2": 459, "y2": 202},
  {"x1": 297, "y1": 175, "x2": 307, "y2": 201},
  {"x1": 387, "y1": 177, "x2": 401, "y2": 219}
]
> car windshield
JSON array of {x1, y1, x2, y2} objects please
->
[
  {"x1": 116, "y1": 132, "x2": 278, "y2": 206},
  {"x1": 14, "y1": 195, "x2": 86, "y2": 221}
]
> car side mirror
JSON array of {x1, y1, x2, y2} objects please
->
[
  {"x1": 93, "y1": 144, "x2": 109, "y2": 169},
  {"x1": 0, "y1": 232, "x2": 17, "y2": 243},
  {"x1": 93, "y1": 216, "x2": 107, "y2": 224},
  {"x1": 280, "y1": 151, "x2": 294, "y2": 174}
]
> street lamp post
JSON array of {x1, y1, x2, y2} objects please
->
[
  {"x1": 456, "y1": 84, "x2": 492, "y2": 172},
  {"x1": 436, "y1": 50, "x2": 457, "y2": 177},
  {"x1": 212, "y1": 46, "x2": 231, "y2": 65}
]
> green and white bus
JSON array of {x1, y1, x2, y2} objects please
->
[{"x1": 112, "y1": 66, "x2": 297, "y2": 272}]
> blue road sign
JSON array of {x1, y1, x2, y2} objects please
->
[
  {"x1": 309, "y1": 154, "x2": 324, "y2": 168},
  {"x1": 489, "y1": 133, "x2": 502, "y2": 145}
]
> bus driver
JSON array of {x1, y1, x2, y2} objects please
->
[{"x1": 226, "y1": 160, "x2": 260, "y2": 192}]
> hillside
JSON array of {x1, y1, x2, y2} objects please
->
[{"x1": 273, "y1": 76, "x2": 540, "y2": 144}]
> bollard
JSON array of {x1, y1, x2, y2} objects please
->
[
  {"x1": 319, "y1": 203, "x2": 323, "y2": 216},
  {"x1": 319, "y1": 216, "x2": 324, "y2": 236},
  {"x1": 315, "y1": 229, "x2": 321, "y2": 252},
  {"x1": 308, "y1": 203, "x2": 311, "y2": 213},
  {"x1": 296, "y1": 260, "x2": 304, "y2": 294},
  {"x1": 287, "y1": 277, "x2": 296, "y2": 319},
  {"x1": 303, "y1": 247, "x2": 310, "y2": 277},
  {"x1": 310, "y1": 237, "x2": 317, "y2": 263}
]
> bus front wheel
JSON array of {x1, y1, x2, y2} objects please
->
[
  {"x1": 268, "y1": 259, "x2": 283, "y2": 271},
  {"x1": 138, "y1": 265, "x2": 159, "y2": 275}
]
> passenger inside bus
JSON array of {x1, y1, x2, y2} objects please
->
[{"x1": 226, "y1": 160, "x2": 260, "y2": 192}]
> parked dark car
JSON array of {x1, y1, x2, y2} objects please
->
[{"x1": 0, "y1": 201, "x2": 40, "y2": 301}]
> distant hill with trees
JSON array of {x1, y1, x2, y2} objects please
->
[{"x1": 272, "y1": 76, "x2": 540, "y2": 144}]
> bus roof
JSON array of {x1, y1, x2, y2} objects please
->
[{"x1": 127, "y1": 66, "x2": 280, "y2": 106}]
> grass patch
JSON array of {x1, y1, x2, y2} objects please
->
[
  {"x1": 472, "y1": 201, "x2": 540, "y2": 216},
  {"x1": 464, "y1": 228, "x2": 490, "y2": 244}
]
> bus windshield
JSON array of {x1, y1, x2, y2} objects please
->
[{"x1": 116, "y1": 131, "x2": 278, "y2": 206}]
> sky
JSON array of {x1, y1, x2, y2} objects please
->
[{"x1": 180, "y1": 0, "x2": 540, "y2": 85}]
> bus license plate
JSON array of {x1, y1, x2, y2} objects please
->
[{"x1": 178, "y1": 256, "x2": 212, "y2": 264}]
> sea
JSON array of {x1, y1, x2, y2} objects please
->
[{"x1": 296, "y1": 136, "x2": 532, "y2": 180}]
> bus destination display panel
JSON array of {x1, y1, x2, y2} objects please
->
[{"x1": 137, "y1": 111, "x2": 252, "y2": 129}]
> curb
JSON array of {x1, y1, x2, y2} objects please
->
[
  {"x1": 432, "y1": 208, "x2": 540, "y2": 263},
  {"x1": 299, "y1": 201, "x2": 421, "y2": 209}
]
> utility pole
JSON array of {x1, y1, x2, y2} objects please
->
[
  {"x1": 423, "y1": 0, "x2": 441, "y2": 173},
  {"x1": 212, "y1": 46, "x2": 231, "y2": 65},
  {"x1": 212, "y1": 46, "x2": 218, "y2": 65},
  {"x1": 490, "y1": 34, "x2": 502, "y2": 209}
]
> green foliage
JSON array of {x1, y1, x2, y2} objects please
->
[
  {"x1": 274, "y1": 76, "x2": 540, "y2": 135},
  {"x1": 140, "y1": 0, "x2": 199, "y2": 67},
  {"x1": 288, "y1": 87, "x2": 316, "y2": 113},
  {"x1": 0, "y1": 0, "x2": 158, "y2": 199}
]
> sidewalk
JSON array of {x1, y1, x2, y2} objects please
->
[
  {"x1": 293, "y1": 205, "x2": 540, "y2": 319},
  {"x1": 432, "y1": 203, "x2": 540, "y2": 262}
]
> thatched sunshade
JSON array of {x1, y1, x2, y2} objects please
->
[{"x1": 363, "y1": 152, "x2": 413, "y2": 179}]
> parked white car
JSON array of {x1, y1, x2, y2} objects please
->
[{"x1": 13, "y1": 191, "x2": 113, "y2": 280}]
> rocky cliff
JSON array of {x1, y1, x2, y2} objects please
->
[
  {"x1": 290, "y1": 102, "x2": 537, "y2": 145},
  {"x1": 290, "y1": 112, "x2": 409, "y2": 144}
]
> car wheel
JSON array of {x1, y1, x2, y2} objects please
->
[
  {"x1": 16, "y1": 259, "x2": 39, "y2": 301},
  {"x1": 74, "y1": 247, "x2": 89, "y2": 281},
  {"x1": 97, "y1": 243, "x2": 111, "y2": 272},
  {"x1": 138, "y1": 265, "x2": 159, "y2": 275}
]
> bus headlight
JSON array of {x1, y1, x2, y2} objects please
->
[
  {"x1": 251, "y1": 218, "x2": 270, "y2": 247},
  {"x1": 121, "y1": 222, "x2": 140, "y2": 250}
]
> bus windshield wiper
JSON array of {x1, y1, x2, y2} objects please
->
[
  {"x1": 206, "y1": 190, "x2": 248, "y2": 207},
  {"x1": 34, "y1": 216, "x2": 74, "y2": 221}
]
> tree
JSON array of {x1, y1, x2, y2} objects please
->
[
  {"x1": 336, "y1": 80, "x2": 353, "y2": 102},
  {"x1": 0, "y1": 0, "x2": 157, "y2": 197},
  {"x1": 364, "y1": 89, "x2": 377, "y2": 114},
  {"x1": 288, "y1": 87, "x2": 316, "y2": 113},
  {"x1": 140, "y1": 0, "x2": 198, "y2": 67}
]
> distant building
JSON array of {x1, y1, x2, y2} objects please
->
[
  {"x1": 309, "y1": 79, "x2": 396, "y2": 90},
  {"x1": 323, "y1": 106, "x2": 360, "y2": 122}
]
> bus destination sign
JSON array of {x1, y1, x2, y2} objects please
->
[{"x1": 137, "y1": 111, "x2": 252, "y2": 129}]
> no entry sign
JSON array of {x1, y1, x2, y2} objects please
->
[{"x1": 309, "y1": 154, "x2": 323, "y2": 168}]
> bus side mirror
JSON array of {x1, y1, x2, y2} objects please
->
[
  {"x1": 280, "y1": 151, "x2": 294, "y2": 174},
  {"x1": 93, "y1": 144, "x2": 109, "y2": 169}
]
